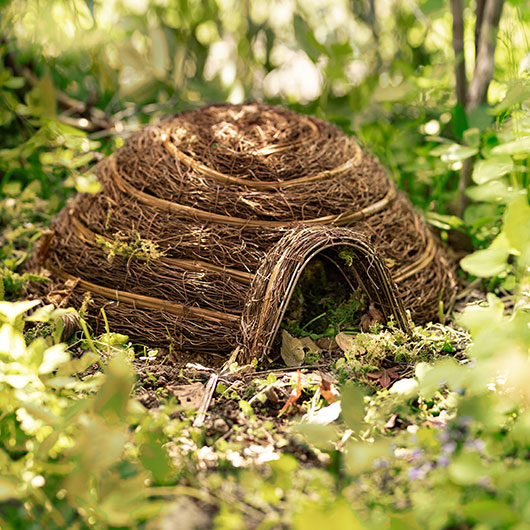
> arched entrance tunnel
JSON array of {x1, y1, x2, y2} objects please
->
[{"x1": 240, "y1": 227, "x2": 411, "y2": 363}]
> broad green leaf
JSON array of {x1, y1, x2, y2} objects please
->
[
  {"x1": 97, "y1": 473, "x2": 148, "y2": 527},
  {"x1": 4, "y1": 76, "x2": 25, "y2": 89},
  {"x1": 418, "y1": 358, "x2": 467, "y2": 399},
  {"x1": 460, "y1": 247, "x2": 510, "y2": 277},
  {"x1": 421, "y1": 0, "x2": 445, "y2": 15},
  {"x1": 269, "y1": 454, "x2": 298, "y2": 474},
  {"x1": 467, "y1": 105, "x2": 494, "y2": 131},
  {"x1": 139, "y1": 432, "x2": 174, "y2": 485},
  {"x1": 491, "y1": 136, "x2": 530, "y2": 156},
  {"x1": 93, "y1": 352, "x2": 134, "y2": 420},
  {"x1": 0, "y1": 323, "x2": 28, "y2": 359},
  {"x1": 472, "y1": 155, "x2": 514, "y2": 184},
  {"x1": 465, "y1": 179, "x2": 517, "y2": 203}
]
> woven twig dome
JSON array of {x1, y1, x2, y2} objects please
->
[{"x1": 32, "y1": 103, "x2": 457, "y2": 364}]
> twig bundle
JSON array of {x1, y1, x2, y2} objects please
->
[{"x1": 31, "y1": 103, "x2": 457, "y2": 364}]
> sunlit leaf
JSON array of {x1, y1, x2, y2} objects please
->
[
  {"x1": 491, "y1": 136, "x2": 530, "y2": 156},
  {"x1": 472, "y1": 155, "x2": 514, "y2": 184},
  {"x1": 460, "y1": 247, "x2": 510, "y2": 277},
  {"x1": 38, "y1": 344, "x2": 70, "y2": 374},
  {"x1": 75, "y1": 174, "x2": 102, "y2": 194},
  {"x1": 465, "y1": 179, "x2": 517, "y2": 203},
  {"x1": 490, "y1": 80, "x2": 530, "y2": 114},
  {"x1": 0, "y1": 300, "x2": 40, "y2": 324},
  {"x1": 293, "y1": 15, "x2": 326, "y2": 62}
]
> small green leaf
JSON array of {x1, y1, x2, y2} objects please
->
[
  {"x1": 293, "y1": 15, "x2": 327, "y2": 62},
  {"x1": 75, "y1": 174, "x2": 102, "y2": 194},
  {"x1": 457, "y1": 293, "x2": 505, "y2": 336},
  {"x1": 39, "y1": 344, "x2": 70, "y2": 374}
]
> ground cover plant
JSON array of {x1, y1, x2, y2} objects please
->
[{"x1": 0, "y1": 0, "x2": 530, "y2": 528}]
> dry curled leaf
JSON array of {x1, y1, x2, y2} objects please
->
[
  {"x1": 281, "y1": 329, "x2": 305, "y2": 366},
  {"x1": 319, "y1": 372, "x2": 340, "y2": 403},
  {"x1": 168, "y1": 382, "x2": 205, "y2": 410},
  {"x1": 335, "y1": 332, "x2": 356, "y2": 353},
  {"x1": 300, "y1": 336, "x2": 322, "y2": 355}
]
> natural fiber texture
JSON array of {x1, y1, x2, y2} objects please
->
[{"x1": 30, "y1": 102, "x2": 458, "y2": 364}]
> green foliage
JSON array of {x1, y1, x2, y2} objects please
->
[
  {"x1": 0, "y1": 0, "x2": 529, "y2": 527},
  {"x1": 0, "y1": 301, "x2": 186, "y2": 528},
  {"x1": 96, "y1": 231, "x2": 163, "y2": 265}
]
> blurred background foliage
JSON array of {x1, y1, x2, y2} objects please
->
[{"x1": 0, "y1": 0, "x2": 528, "y2": 216}]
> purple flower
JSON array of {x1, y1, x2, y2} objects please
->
[
  {"x1": 373, "y1": 458, "x2": 390, "y2": 469},
  {"x1": 437, "y1": 455, "x2": 450, "y2": 467},
  {"x1": 408, "y1": 462, "x2": 432, "y2": 481},
  {"x1": 458, "y1": 416, "x2": 473, "y2": 427},
  {"x1": 465, "y1": 439, "x2": 485, "y2": 452},
  {"x1": 442, "y1": 441, "x2": 457, "y2": 455}
]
